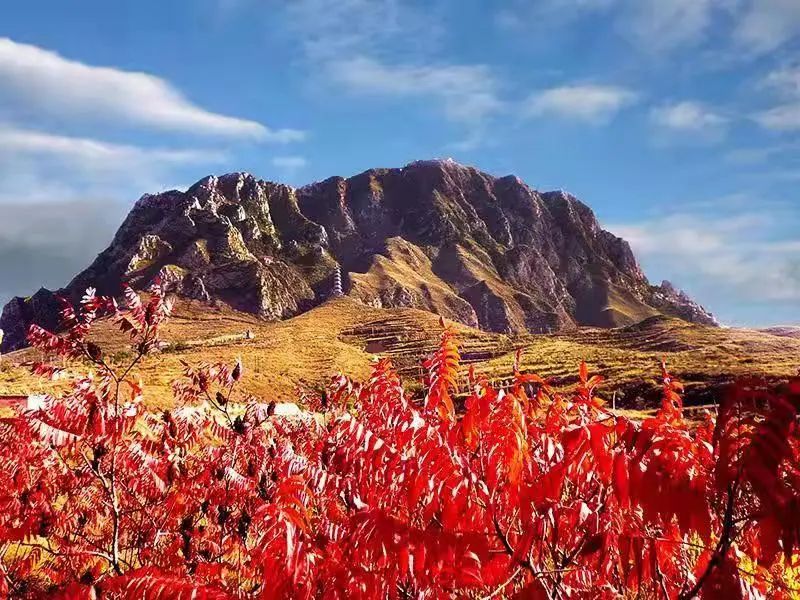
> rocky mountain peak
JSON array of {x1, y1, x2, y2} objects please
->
[
  {"x1": 0, "y1": 160, "x2": 716, "y2": 353},
  {"x1": 652, "y1": 280, "x2": 719, "y2": 327}
]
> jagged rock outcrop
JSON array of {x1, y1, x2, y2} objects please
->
[
  {"x1": 651, "y1": 280, "x2": 719, "y2": 327},
  {"x1": 0, "y1": 159, "x2": 716, "y2": 352},
  {"x1": 0, "y1": 289, "x2": 62, "y2": 354}
]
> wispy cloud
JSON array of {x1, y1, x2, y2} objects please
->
[
  {"x1": 621, "y1": 0, "x2": 735, "y2": 54},
  {"x1": 0, "y1": 126, "x2": 222, "y2": 300},
  {"x1": 273, "y1": 0, "x2": 500, "y2": 146},
  {"x1": 496, "y1": 0, "x2": 728, "y2": 53},
  {"x1": 733, "y1": 0, "x2": 800, "y2": 55},
  {"x1": 523, "y1": 84, "x2": 638, "y2": 123},
  {"x1": 0, "y1": 126, "x2": 226, "y2": 170},
  {"x1": 0, "y1": 128, "x2": 213, "y2": 301},
  {"x1": 282, "y1": 0, "x2": 442, "y2": 63},
  {"x1": 754, "y1": 64, "x2": 800, "y2": 132},
  {"x1": 271, "y1": 155, "x2": 309, "y2": 180},
  {"x1": 754, "y1": 104, "x2": 800, "y2": 131},
  {"x1": 0, "y1": 126, "x2": 226, "y2": 217},
  {"x1": 723, "y1": 143, "x2": 797, "y2": 165},
  {"x1": 0, "y1": 37, "x2": 304, "y2": 141},
  {"x1": 761, "y1": 64, "x2": 800, "y2": 97},
  {"x1": 495, "y1": 0, "x2": 616, "y2": 30},
  {"x1": 272, "y1": 156, "x2": 308, "y2": 170},
  {"x1": 0, "y1": 125, "x2": 226, "y2": 203},
  {"x1": 327, "y1": 56, "x2": 503, "y2": 124},
  {"x1": 497, "y1": 0, "x2": 799, "y2": 58},
  {"x1": 610, "y1": 206, "x2": 800, "y2": 312},
  {"x1": 650, "y1": 101, "x2": 729, "y2": 141},
  {"x1": 0, "y1": 198, "x2": 129, "y2": 304}
]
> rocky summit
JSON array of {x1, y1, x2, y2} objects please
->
[{"x1": 0, "y1": 159, "x2": 716, "y2": 353}]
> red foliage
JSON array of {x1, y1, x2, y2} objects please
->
[{"x1": 1, "y1": 286, "x2": 799, "y2": 598}]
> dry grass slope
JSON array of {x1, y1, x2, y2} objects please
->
[{"x1": 1, "y1": 298, "x2": 797, "y2": 417}]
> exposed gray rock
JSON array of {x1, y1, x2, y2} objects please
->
[{"x1": 651, "y1": 280, "x2": 717, "y2": 327}]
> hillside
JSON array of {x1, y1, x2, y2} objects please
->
[
  {"x1": 2, "y1": 297, "x2": 795, "y2": 415},
  {"x1": 0, "y1": 159, "x2": 715, "y2": 353},
  {"x1": 761, "y1": 326, "x2": 800, "y2": 340}
]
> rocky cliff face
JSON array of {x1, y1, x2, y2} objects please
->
[
  {"x1": 0, "y1": 159, "x2": 716, "y2": 352},
  {"x1": 650, "y1": 280, "x2": 720, "y2": 327}
]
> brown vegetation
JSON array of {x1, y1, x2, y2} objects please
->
[{"x1": 1, "y1": 297, "x2": 797, "y2": 418}]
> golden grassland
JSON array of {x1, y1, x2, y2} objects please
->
[{"x1": 0, "y1": 297, "x2": 798, "y2": 417}]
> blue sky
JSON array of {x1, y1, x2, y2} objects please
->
[{"x1": 0, "y1": 0, "x2": 798, "y2": 326}]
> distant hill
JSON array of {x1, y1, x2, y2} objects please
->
[
  {"x1": 0, "y1": 159, "x2": 715, "y2": 353},
  {"x1": 760, "y1": 326, "x2": 800, "y2": 340}
]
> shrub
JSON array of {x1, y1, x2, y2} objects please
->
[{"x1": 0, "y1": 285, "x2": 798, "y2": 598}]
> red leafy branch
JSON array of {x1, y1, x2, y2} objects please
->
[{"x1": 0, "y1": 288, "x2": 798, "y2": 598}]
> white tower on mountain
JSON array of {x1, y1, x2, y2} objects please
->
[{"x1": 331, "y1": 267, "x2": 343, "y2": 298}]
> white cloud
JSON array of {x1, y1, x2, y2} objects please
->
[
  {"x1": 271, "y1": 156, "x2": 308, "y2": 170},
  {"x1": 733, "y1": 0, "x2": 800, "y2": 55},
  {"x1": 0, "y1": 126, "x2": 227, "y2": 214},
  {"x1": 650, "y1": 101, "x2": 728, "y2": 139},
  {"x1": 0, "y1": 198, "x2": 130, "y2": 304},
  {"x1": 623, "y1": 0, "x2": 749, "y2": 54},
  {"x1": 446, "y1": 130, "x2": 490, "y2": 152},
  {"x1": 762, "y1": 64, "x2": 800, "y2": 97},
  {"x1": 276, "y1": 1, "x2": 498, "y2": 141},
  {"x1": 0, "y1": 37, "x2": 304, "y2": 141},
  {"x1": 271, "y1": 155, "x2": 309, "y2": 177},
  {"x1": 630, "y1": 0, "x2": 800, "y2": 56},
  {"x1": 0, "y1": 135, "x2": 197, "y2": 299},
  {"x1": 0, "y1": 127, "x2": 228, "y2": 301},
  {"x1": 327, "y1": 56, "x2": 503, "y2": 123},
  {"x1": 610, "y1": 209, "x2": 800, "y2": 304},
  {"x1": 499, "y1": 0, "x2": 800, "y2": 58},
  {"x1": 283, "y1": 0, "x2": 441, "y2": 63},
  {"x1": 755, "y1": 103, "x2": 800, "y2": 131},
  {"x1": 523, "y1": 84, "x2": 638, "y2": 123},
  {"x1": 754, "y1": 65, "x2": 800, "y2": 132},
  {"x1": 497, "y1": 0, "x2": 730, "y2": 53},
  {"x1": 623, "y1": 0, "x2": 720, "y2": 52},
  {"x1": 0, "y1": 126, "x2": 226, "y2": 170}
]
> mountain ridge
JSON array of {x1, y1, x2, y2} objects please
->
[{"x1": 0, "y1": 159, "x2": 716, "y2": 353}]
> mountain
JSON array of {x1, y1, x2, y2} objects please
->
[{"x1": 0, "y1": 159, "x2": 715, "y2": 353}]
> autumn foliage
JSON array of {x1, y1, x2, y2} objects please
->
[{"x1": 0, "y1": 285, "x2": 799, "y2": 598}]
